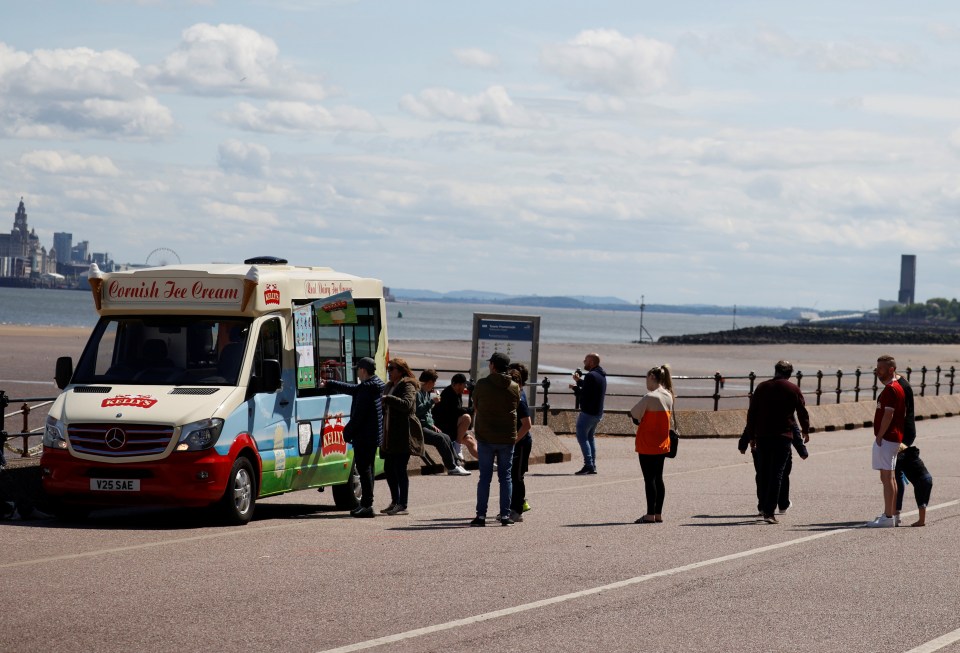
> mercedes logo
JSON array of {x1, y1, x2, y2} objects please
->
[{"x1": 104, "y1": 427, "x2": 127, "y2": 450}]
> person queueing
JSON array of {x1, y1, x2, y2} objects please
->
[
  {"x1": 433, "y1": 373, "x2": 479, "y2": 463},
  {"x1": 380, "y1": 358, "x2": 425, "y2": 516},
  {"x1": 630, "y1": 364, "x2": 675, "y2": 524},
  {"x1": 892, "y1": 372, "x2": 932, "y2": 527},
  {"x1": 739, "y1": 360, "x2": 810, "y2": 525},
  {"x1": 508, "y1": 364, "x2": 533, "y2": 523},
  {"x1": 570, "y1": 353, "x2": 607, "y2": 475},
  {"x1": 866, "y1": 355, "x2": 906, "y2": 528},
  {"x1": 321, "y1": 357, "x2": 384, "y2": 518},
  {"x1": 416, "y1": 369, "x2": 470, "y2": 476},
  {"x1": 739, "y1": 417, "x2": 808, "y2": 516},
  {"x1": 470, "y1": 352, "x2": 520, "y2": 527}
]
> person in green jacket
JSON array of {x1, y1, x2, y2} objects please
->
[{"x1": 470, "y1": 352, "x2": 520, "y2": 527}]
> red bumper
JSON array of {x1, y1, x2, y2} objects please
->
[{"x1": 40, "y1": 448, "x2": 237, "y2": 509}]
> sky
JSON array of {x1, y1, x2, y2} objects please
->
[{"x1": 2, "y1": 0, "x2": 960, "y2": 311}]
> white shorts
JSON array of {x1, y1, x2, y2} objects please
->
[{"x1": 872, "y1": 438, "x2": 899, "y2": 471}]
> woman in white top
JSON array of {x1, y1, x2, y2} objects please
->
[{"x1": 630, "y1": 365, "x2": 675, "y2": 524}]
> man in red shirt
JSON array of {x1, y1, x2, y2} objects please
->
[{"x1": 866, "y1": 354, "x2": 905, "y2": 528}]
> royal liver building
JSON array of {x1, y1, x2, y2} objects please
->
[{"x1": 0, "y1": 198, "x2": 57, "y2": 281}]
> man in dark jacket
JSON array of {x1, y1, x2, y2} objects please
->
[
  {"x1": 570, "y1": 353, "x2": 607, "y2": 474},
  {"x1": 323, "y1": 357, "x2": 384, "y2": 518},
  {"x1": 470, "y1": 352, "x2": 520, "y2": 527},
  {"x1": 739, "y1": 360, "x2": 809, "y2": 524},
  {"x1": 432, "y1": 373, "x2": 478, "y2": 461}
]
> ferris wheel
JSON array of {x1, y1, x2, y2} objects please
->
[{"x1": 145, "y1": 247, "x2": 181, "y2": 267}]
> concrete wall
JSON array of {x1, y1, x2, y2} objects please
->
[{"x1": 541, "y1": 394, "x2": 960, "y2": 438}]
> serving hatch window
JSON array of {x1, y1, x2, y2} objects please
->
[{"x1": 294, "y1": 292, "x2": 381, "y2": 395}]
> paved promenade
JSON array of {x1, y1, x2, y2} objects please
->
[{"x1": 1, "y1": 422, "x2": 959, "y2": 653}]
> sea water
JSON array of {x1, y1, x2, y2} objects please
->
[{"x1": 0, "y1": 287, "x2": 782, "y2": 343}]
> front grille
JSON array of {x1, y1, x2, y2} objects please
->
[
  {"x1": 84, "y1": 467, "x2": 154, "y2": 479},
  {"x1": 68, "y1": 423, "x2": 175, "y2": 457},
  {"x1": 169, "y1": 387, "x2": 220, "y2": 395},
  {"x1": 73, "y1": 386, "x2": 112, "y2": 393}
]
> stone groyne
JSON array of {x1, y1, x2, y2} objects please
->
[{"x1": 659, "y1": 323, "x2": 960, "y2": 345}]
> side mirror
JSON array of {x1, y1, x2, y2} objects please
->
[
  {"x1": 55, "y1": 356, "x2": 74, "y2": 390},
  {"x1": 260, "y1": 359, "x2": 282, "y2": 394}
]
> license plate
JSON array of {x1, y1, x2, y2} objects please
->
[{"x1": 90, "y1": 479, "x2": 140, "y2": 492}]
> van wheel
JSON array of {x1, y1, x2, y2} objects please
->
[
  {"x1": 218, "y1": 457, "x2": 256, "y2": 525},
  {"x1": 331, "y1": 463, "x2": 361, "y2": 510}
]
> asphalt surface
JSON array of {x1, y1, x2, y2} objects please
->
[{"x1": 1, "y1": 422, "x2": 959, "y2": 653}]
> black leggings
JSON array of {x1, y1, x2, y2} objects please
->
[
  {"x1": 638, "y1": 453, "x2": 667, "y2": 515},
  {"x1": 384, "y1": 454, "x2": 410, "y2": 507},
  {"x1": 511, "y1": 435, "x2": 533, "y2": 513}
]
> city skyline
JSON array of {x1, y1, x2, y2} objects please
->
[{"x1": 2, "y1": 2, "x2": 960, "y2": 309}]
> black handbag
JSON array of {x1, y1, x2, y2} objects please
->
[{"x1": 667, "y1": 406, "x2": 679, "y2": 458}]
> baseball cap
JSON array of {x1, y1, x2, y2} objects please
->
[
  {"x1": 451, "y1": 373, "x2": 468, "y2": 384},
  {"x1": 488, "y1": 352, "x2": 510, "y2": 368},
  {"x1": 355, "y1": 357, "x2": 376, "y2": 373}
]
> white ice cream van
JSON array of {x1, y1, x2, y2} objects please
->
[{"x1": 41, "y1": 256, "x2": 388, "y2": 524}]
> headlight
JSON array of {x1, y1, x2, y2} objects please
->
[
  {"x1": 176, "y1": 418, "x2": 224, "y2": 452},
  {"x1": 43, "y1": 416, "x2": 68, "y2": 450}
]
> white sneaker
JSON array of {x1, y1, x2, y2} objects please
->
[
  {"x1": 865, "y1": 515, "x2": 896, "y2": 528},
  {"x1": 448, "y1": 465, "x2": 471, "y2": 476},
  {"x1": 894, "y1": 514, "x2": 902, "y2": 527},
  {"x1": 778, "y1": 501, "x2": 792, "y2": 515}
]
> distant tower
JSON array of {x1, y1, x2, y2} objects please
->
[
  {"x1": 54, "y1": 232, "x2": 73, "y2": 264},
  {"x1": 898, "y1": 254, "x2": 916, "y2": 305},
  {"x1": 13, "y1": 197, "x2": 28, "y2": 235}
]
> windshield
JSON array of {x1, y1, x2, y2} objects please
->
[{"x1": 73, "y1": 316, "x2": 253, "y2": 386}]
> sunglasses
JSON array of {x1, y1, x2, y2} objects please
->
[{"x1": 387, "y1": 365, "x2": 397, "y2": 371}]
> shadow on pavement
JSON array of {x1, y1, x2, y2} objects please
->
[
  {"x1": 563, "y1": 521, "x2": 637, "y2": 527},
  {"x1": 386, "y1": 516, "x2": 492, "y2": 530}
]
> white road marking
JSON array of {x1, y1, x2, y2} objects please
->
[
  {"x1": 904, "y1": 627, "x2": 960, "y2": 653},
  {"x1": 316, "y1": 500, "x2": 960, "y2": 653}
]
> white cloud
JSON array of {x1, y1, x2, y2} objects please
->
[
  {"x1": 0, "y1": 42, "x2": 172, "y2": 140},
  {"x1": 452, "y1": 48, "x2": 500, "y2": 70},
  {"x1": 218, "y1": 140, "x2": 271, "y2": 177},
  {"x1": 20, "y1": 150, "x2": 121, "y2": 176},
  {"x1": 219, "y1": 101, "x2": 379, "y2": 133},
  {"x1": 755, "y1": 27, "x2": 916, "y2": 71},
  {"x1": 580, "y1": 94, "x2": 627, "y2": 114},
  {"x1": 145, "y1": 23, "x2": 327, "y2": 100},
  {"x1": 540, "y1": 29, "x2": 674, "y2": 96},
  {"x1": 399, "y1": 85, "x2": 549, "y2": 128}
]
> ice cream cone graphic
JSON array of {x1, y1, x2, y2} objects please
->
[
  {"x1": 241, "y1": 266, "x2": 259, "y2": 311},
  {"x1": 88, "y1": 263, "x2": 104, "y2": 310}
]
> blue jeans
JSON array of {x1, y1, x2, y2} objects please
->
[
  {"x1": 576, "y1": 412, "x2": 602, "y2": 467},
  {"x1": 476, "y1": 441, "x2": 515, "y2": 519}
]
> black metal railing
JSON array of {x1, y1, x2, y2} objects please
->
[{"x1": 3, "y1": 364, "x2": 955, "y2": 456}]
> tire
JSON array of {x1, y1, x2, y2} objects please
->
[
  {"x1": 331, "y1": 462, "x2": 361, "y2": 510},
  {"x1": 218, "y1": 456, "x2": 256, "y2": 525}
]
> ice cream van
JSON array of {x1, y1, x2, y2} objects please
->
[{"x1": 40, "y1": 256, "x2": 388, "y2": 524}]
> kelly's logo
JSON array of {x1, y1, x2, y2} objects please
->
[
  {"x1": 321, "y1": 415, "x2": 347, "y2": 457},
  {"x1": 101, "y1": 394, "x2": 158, "y2": 409},
  {"x1": 264, "y1": 283, "x2": 281, "y2": 305}
]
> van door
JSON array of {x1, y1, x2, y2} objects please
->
[{"x1": 248, "y1": 316, "x2": 296, "y2": 496}]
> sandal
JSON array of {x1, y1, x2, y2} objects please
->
[{"x1": 634, "y1": 516, "x2": 657, "y2": 524}]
